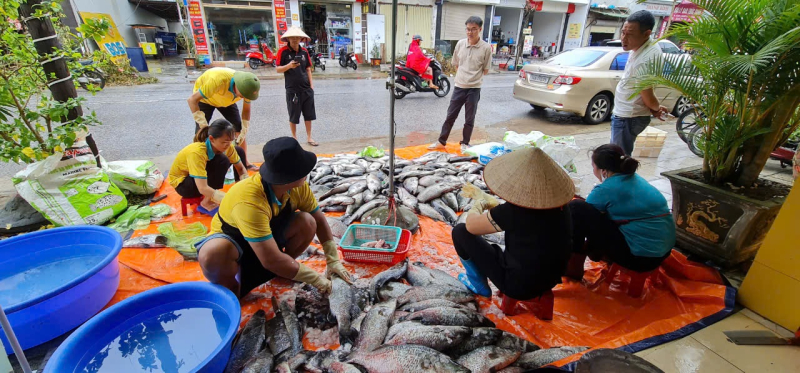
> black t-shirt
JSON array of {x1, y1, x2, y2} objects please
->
[
  {"x1": 277, "y1": 45, "x2": 312, "y2": 91},
  {"x1": 490, "y1": 202, "x2": 573, "y2": 284}
]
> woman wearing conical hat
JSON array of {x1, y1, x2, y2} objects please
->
[{"x1": 454, "y1": 147, "x2": 574, "y2": 300}]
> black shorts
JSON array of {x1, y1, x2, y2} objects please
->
[
  {"x1": 286, "y1": 89, "x2": 316, "y2": 124},
  {"x1": 237, "y1": 212, "x2": 296, "y2": 297},
  {"x1": 195, "y1": 102, "x2": 242, "y2": 133}
]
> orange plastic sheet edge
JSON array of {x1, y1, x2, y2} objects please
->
[{"x1": 117, "y1": 143, "x2": 734, "y2": 369}]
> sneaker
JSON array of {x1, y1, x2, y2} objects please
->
[
  {"x1": 428, "y1": 142, "x2": 446, "y2": 150},
  {"x1": 460, "y1": 143, "x2": 470, "y2": 153}
]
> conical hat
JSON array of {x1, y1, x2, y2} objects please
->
[
  {"x1": 483, "y1": 147, "x2": 575, "y2": 209},
  {"x1": 281, "y1": 27, "x2": 310, "y2": 42}
]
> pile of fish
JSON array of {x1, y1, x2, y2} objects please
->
[
  {"x1": 309, "y1": 152, "x2": 500, "y2": 228},
  {"x1": 225, "y1": 260, "x2": 592, "y2": 373}
]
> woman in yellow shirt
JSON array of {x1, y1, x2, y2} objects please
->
[{"x1": 168, "y1": 119, "x2": 248, "y2": 215}]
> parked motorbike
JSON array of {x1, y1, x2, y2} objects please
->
[
  {"x1": 74, "y1": 60, "x2": 105, "y2": 91},
  {"x1": 246, "y1": 43, "x2": 277, "y2": 69},
  {"x1": 307, "y1": 45, "x2": 326, "y2": 71},
  {"x1": 338, "y1": 48, "x2": 357, "y2": 70},
  {"x1": 389, "y1": 56, "x2": 450, "y2": 99}
]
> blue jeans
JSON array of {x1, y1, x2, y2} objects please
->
[{"x1": 611, "y1": 115, "x2": 651, "y2": 156}]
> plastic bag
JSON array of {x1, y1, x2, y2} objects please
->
[
  {"x1": 358, "y1": 146, "x2": 386, "y2": 158},
  {"x1": 503, "y1": 131, "x2": 546, "y2": 150},
  {"x1": 105, "y1": 160, "x2": 164, "y2": 195},
  {"x1": 108, "y1": 205, "x2": 153, "y2": 233},
  {"x1": 13, "y1": 140, "x2": 127, "y2": 226},
  {"x1": 478, "y1": 145, "x2": 510, "y2": 165},
  {"x1": 158, "y1": 222, "x2": 208, "y2": 260},
  {"x1": 123, "y1": 234, "x2": 168, "y2": 248},
  {"x1": 464, "y1": 142, "x2": 505, "y2": 158},
  {"x1": 541, "y1": 136, "x2": 581, "y2": 170},
  {"x1": 150, "y1": 204, "x2": 173, "y2": 219}
]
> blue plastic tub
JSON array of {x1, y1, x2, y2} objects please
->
[
  {"x1": 44, "y1": 282, "x2": 241, "y2": 373},
  {"x1": 0, "y1": 226, "x2": 122, "y2": 352}
]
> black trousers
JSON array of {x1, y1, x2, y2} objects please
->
[
  {"x1": 569, "y1": 200, "x2": 669, "y2": 272},
  {"x1": 175, "y1": 152, "x2": 240, "y2": 198},
  {"x1": 194, "y1": 102, "x2": 242, "y2": 133},
  {"x1": 438, "y1": 87, "x2": 481, "y2": 146},
  {"x1": 452, "y1": 224, "x2": 557, "y2": 300}
]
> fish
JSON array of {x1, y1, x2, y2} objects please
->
[
  {"x1": 343, "y1": 199, "x2": 387, "y2": 225},
  {"x1": 449, "y1": 155, "x2": 478, "y2": 163},
  {"x1": 319, "y1": 196, "x2": 355, "y2": 207},
  {"x1": 368, "y1": 162, "x2": 383, "y2": 172},
  {"x1": 348, "y1": 345, "x2": 470, "y2": 373},
  {"x1": 431, "y1": 199, "x2": 458, "y2": 225},
  {"x1": 312, "y1": 166, "x2": 333, "y2": 182},
  {"x1": 385, "y1": 325, "x2": 471, "y2": 351},
  {"x1": 275, "y1": 297, "x2": 303, "y2": 363},
  {"x1": 496, "y1": 332, "x2": 542, "y2": 353},
  {"x1": 319, "y1": 183, "x2": 353, "y2": 201},
  {"x1": 379, "y1": 282, "x2": 412, "y2": 301},
  {"x1": 385, "y1": 321, "x2": 424, "y2": 340},
  {"x1": 330, "y1": 274, "x2": 356, "y2": 346},
  {"x1": 445, "y1": 327, "x2": 505, "y2": 357},
  {"x1": 296, "y1": 246, "x2": 323, "y2": 261},
  {"x1": 397, "y1": 286, "x2": 475, "y2": 306},
  {"x1": 350, "y1": 279, "x2": 372, "y2": 318},
  {"x1": 457, "y1": 194, "x2": 472, "y2": 212},
  {"x1": 418, "y1": 203, "x2": 447, "y2": 222},
  {"x1": 366, "y1": 173, "x2": 382, "y2": 193},
  {"x1": 322, "y1": 205, "x2": 348, "y2": 213},
  {"x1": 391, "y1": 311, "x2": 410, "y2": 325},
  {"x1": 354, "y1": 299, "x2": 397, "y2": 352},
  {"x1": 511, "y1": 346, "x2": 589, "y2": 370},
  {"x1": 419, "y1": 175, "x2": 445, "y2": 187},
  {"x1": 241, "y1": 351, "x2": 274, "y2": 373},
  {"x1": 224, "y1": 310, "x2": 267, "y2": 373},
  {"x1": 305, "y1": 350, "x2": 349, "y2": 373},
  {"x1": 496, "y1": 368, "x2": 525, "y2": 373},
  {"x1": 369, "y1": 259, "x2": 408, "y2": 301},
  {"x1": 355, "y1": 159, "x2": 370, "y2": 169},
  {"x1": 345, "y1": 193, "x2": 364, "y2": 217},
  {"x1": 397, "y1": 170, "x2": 435, "y2": 181},
  {"x1": 352, "y1": 312, "x2": 367, "y2": 332},
  {"x1": 360, "y1": 239, "x2": 390, "y2": 248},
  {"x1": 417, "y1": 183, "x2": 462, "y2": 203},
  {"x1": 362, "y1": 189, "x2": 379, "y2": 203},
  {"x1": 403, "y1": 306, "x2": 494, "y2": 327},
  {"x1": 266, "y1": 313, "x2": 292, "y2": 357},
  {"x1": 348, "y1": 180, "x2": 368, "y2": 196},
  {"x1": 442, "y1": 193, "x2": 460, "y2": 211},
  {"x1": 397, "y1": 187, "x2": 418, "y2": 211},
  {"x1": 328, "y1": 217, "x2": 348, "y2": 240},
  {"x1": 315, "y1": 175, "x2": 342, "y2": 186},
  {"x1": 456, "y1": 346, "x2": 521, "y2": 373},
  {"x1": 407, "y1": 262, "x2": 470, "y2": 293},
  {"x1": 403, "y1": 177, "x2": 419, "y2": 194},
  {"x1": 90, "y1": 194, "x2": 123, "y2": 211},
  {"x1": 399, "y1": 299, "x2": 473, "y2": 313},
  {"x1": 329, "y1": 361, "x2": 365, "y2": 373},
  {"x1": 295, "y1": 285, "x2": 335, "y2": 330},
  {"x1": 473, "y1": 179, "x2": 489, "y2": 190}
]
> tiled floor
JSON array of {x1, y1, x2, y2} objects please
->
[{"x1": 635, "y1": 310, "x2": 800, "y2": 372}]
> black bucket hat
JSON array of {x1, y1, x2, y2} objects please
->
[{"x1": 259, "y1": 137, "x2": 317, "y2": 185}]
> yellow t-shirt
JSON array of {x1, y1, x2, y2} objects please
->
[
  {"x1": 193, "y1": 67, "x2": 250, "y2": 108},
  {"x1": 209, "y1": 173, "x2": 319, "y2": 242},
  {"x1": 167, "y1": 139, "x2": 241, "y2": 188}
]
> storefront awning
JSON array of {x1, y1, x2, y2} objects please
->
[{"x1": 589, "y1": 8, "x2": 630, "y2": 19}]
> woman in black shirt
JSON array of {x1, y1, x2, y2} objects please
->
[{"x1": 453, "y1": 147, "x2": 574, "y2": 300}]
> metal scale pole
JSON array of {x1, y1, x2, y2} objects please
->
[{"x1": 387, "y1": 0, "x2": 398, "y2": 200}]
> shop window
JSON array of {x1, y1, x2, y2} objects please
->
[{"x1": 203, "y1": 4, "x2": 275, "y2": 61}]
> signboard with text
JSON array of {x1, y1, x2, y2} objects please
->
[
  {"x1": 187, "y1": 1, "x2": 209, "y2": 56},
  {"x1": 275, "y1": 0, "x2": 288, "y2": 46},
  {"x1": 78, "y1": 12, "x2": 127, "y2": 62}
]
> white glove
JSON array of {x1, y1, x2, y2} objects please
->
[
  {"x1": 239, "y1": 171, "x2": 249, "y2": 180},
  {"x1": 211, "y1": 190, "x2": 226, "y2": 204},
  {"x1": 237, "y1": 119, "x2": 249, "y2": 144},
  {"x1": 193, "y1": 111, "x2": 208, "y2": 129}
]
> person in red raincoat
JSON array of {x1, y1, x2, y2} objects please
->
[{"x1": 407, "y1": 35, "x2": 438, "y2": 90}]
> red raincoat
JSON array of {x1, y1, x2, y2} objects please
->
[{"x1": 407, "y1": 40, "x2": 432, "y2": 80}]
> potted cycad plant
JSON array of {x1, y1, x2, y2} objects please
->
[{"x1": 635, "y1": 0, "x2": 799, "y2": 266}]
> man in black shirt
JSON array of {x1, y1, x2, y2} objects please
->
[{"x1": 276, "y1": 27, "x2": 318, "y2": 146}]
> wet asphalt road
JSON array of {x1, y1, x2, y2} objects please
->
[{"x1": 0, "y1": 74, "x2": 607, "y2": 177}]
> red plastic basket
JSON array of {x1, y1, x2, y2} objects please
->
[{"x1": 339, "y1": 229, "x2": 411, "y2": 265}]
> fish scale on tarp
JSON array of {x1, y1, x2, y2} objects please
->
[{"x1": 114, "y1": 143, "x2": 735, "y2": 370}]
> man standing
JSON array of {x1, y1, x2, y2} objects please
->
[
  {"x1": 188, "y1": 67, "x2": 260, "y2": 170},
  {"x1": 429, "y1": 16, "x2": 492, "y2": 153},
  {"x1": 612, "y1": 10, "x2": 669, "y2": 156},
  {"x1": 276, "y1": 27, "x2": 319, "y2": 146}
]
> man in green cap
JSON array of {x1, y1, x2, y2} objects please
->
[{"x1": 188, "y1": 67, "x2": 260, "y2": 170}]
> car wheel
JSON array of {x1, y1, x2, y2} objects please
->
[
  {"x1": 583, "y1": 94, "x2": 611, "y2": 124},
  {"x1": 673, "y1": 96, "x2": 692, "y2": 116},
  {"x1": 530, "y1": 104, "x2": 546, "y2": 111}
]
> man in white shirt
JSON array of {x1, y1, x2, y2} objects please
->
[{"x1": 612, "y1": 10, "x2": 670, "y2": 155}]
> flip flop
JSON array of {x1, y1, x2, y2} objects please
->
[
  {"x1": 307, "y1": 141, "x2": 319, "y2": 147},
  {"x1": 196, "y1": 204, "x2": 219, "y2": 217},
  {"x1": 246, "y1": 164, "x2": 259, "y2": 171}
]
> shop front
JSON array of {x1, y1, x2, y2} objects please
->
[
  {"x1": 491, "y1": 0, "x2": 524, "y2": 57},
  {"x1": 525, "y1": 1, "x2": 581, "y2": 57},
  {"x1": 201, "y1": 0, "x2": 275, "y2": 62},
  {"x1": 378, "y1": 0, "x2": 435, "y2": 58},
  {"x1": 299, "y1": 1, "x2": 357, "y2": 59},
  {"x1": 583, "y1": 4, "x2": 629, "y2": 46},
  {"x1": 631, "y1": 0, "x2": 674, "y2": 38}
]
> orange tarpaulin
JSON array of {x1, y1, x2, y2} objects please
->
[{"x1": 116, "y1": 144, "x2": 734, "y2": 370}]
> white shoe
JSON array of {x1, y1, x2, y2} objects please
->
[
  {"x1": 460, "y1": 143, "x2": 470, "y2": 153},
  {"x1": 428, "y1": 142, "x2": 446, "y2": 150}
]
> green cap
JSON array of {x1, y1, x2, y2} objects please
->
[{"x1": 233, "y1": 71, "x2": 260, "y2": 100}]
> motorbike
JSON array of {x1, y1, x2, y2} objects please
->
[
  {"x1": 73, "y1": 60, "x2": 105, "y2": 91},
  {"x1": 307, "y1": 45, "x2": 326, "y2": 71},
  {"x1": 338, "y1": 48, "x2": 358, "y2": 70},
  {"x1": 388, "y1": 56, "x2": 451, "y2": 99},
  {"x1": 245, "y1": 43, "x2": 277, "y2": 69}
]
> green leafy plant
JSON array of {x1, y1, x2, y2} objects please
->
[
  {"x1": 634, "y1": 0, "x2": 800, "y2": 186},
  {"x1": 92, "y1": 51, "x2": 158, "y2": 86},
  {"x1": 0, "y1": 0, "x2": 102, "y2": 163}
]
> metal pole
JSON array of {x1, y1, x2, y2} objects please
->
[
  {"x1": 0, "y1": 305, "x2": 32, "y2": 373},
  {"x1": 388, "y1": 0, "x2": 397, "y2": 198}
]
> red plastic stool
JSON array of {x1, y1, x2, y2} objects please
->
[
  {"x1": 500, "y1": 290, "x2": 554, "y2": 320},
  {"x1": 604, "y1": 263, "x2": 657, "y2": 298},
  {"x1": 180, "y1": 196, "x2": 204, "y2": 216}
]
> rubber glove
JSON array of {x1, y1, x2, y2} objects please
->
[
  {"x1": 211, "y1": 190, "x2": 226, "y2": 204},
  {"x1": 293, "y1": 262, "x2": 331, "y2": 293},
  {"x1": 322, "y1": 240, "x2": 352, "y2": 284},
  {"x1": 237, "y1": 119, "x2": 249, "y2": 144},
  {"x1": 239, "y1": 171, "x2": 249, "y2": 180},
  {"x1": 461, "y1": 184, "x2": 499, "y2": 209},
  {"x1": 193, "y1": 111, "x2": 208, "y2": 129}
]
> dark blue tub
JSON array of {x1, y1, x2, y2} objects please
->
[
  {"x1": 0, "y1": 226, "x2": 122, "y2": 352},
  {"x1": 44, "y1": 282, "x2": 241, "y2": 373}
]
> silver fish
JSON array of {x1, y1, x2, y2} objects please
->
[
  {"x1": 319, "y1": 196, "x2": 355, "y2": 207},
  {"x1": 443, "y1": 193, "x2": 459, "y2": 211},
  {"x1": 352, "y1": 312, "x2": 367, "y2": 332},
  {"x1": 312, "y1": 166, "x2": 333, "y2": 182},
  {"x1": 446, "y1": 327, "x2": 505, "y2": 357},
  {"x1": 418, "y1": 203, "x2": 447, "y2": 222},
  {"x1": 444, "y1": 175, "x2": 463, "y2": 185},
  {"x1": 397, "y1": 286, "x2": 475, "y2": 306},
  {"x1": 407, "y1": 262, "x2": 469, "y2": 292},
  {"x1": 379, "y1": 282, "x2": 412, "y2": 301},
  {"x1": 457, "y1": 346, "x2": 521, "y2": 373},
  {"x1": 397, "y1": 187, "x2": 419, "y2": 211},
  {"x1": 368, "y1": 162, "x2": 383, "y2": 172},
  {"x1": 241, "y1": 351, "x2": 274, "y2": 373},
  {"x1": 385, "y1": 325, "x2": 471, "y2": 351},
  {"x1": 369, "y1": 259, "x2": 408, "y2": 301},
  {"x1": 419, "y1": 175, "x2": 445, "y2": 187},
  {"x1": 399, "y1": 299, "x2": 472, "y2": 313},
  {"x1": 319, "y1": 183, "x2": 353, "y2": 201},
  {"x1": 355, "y1": 159, "x2": 370, "y2": 169},
  {"x1": 457, "y1": 194, "x2": 472, "y2": 211},
  {"x1": 321, "y1": 205, "x2": 347, "y2": 213},
  {"x1": 329, "y1": 361, "x2": 364, "y2": 373},
  {"x1": 497, "y1": 332, "x2": 542, "y2": 353},
  {"x1": 403, "y1": 306, "x2": 494, "y2": 327},
  {"x1": 354, "y1": 299, "x2": 397, "y2": 352},
  {"x1": 403, "y1": 177, "x2": 419, "y2": 194},
  {"x1": 345, "y1": 193, "x2": 364, "y2": 217},
  {"x1": 417, "y1": 183, "x2": 462, "y2": 203},
  {"x1": 224, "y1": 310, "x2": 267, "y2": 373},
  {"x1": 315, "y1": 175, "x2": 342, "y2": 186},
  {"x1": 275, "y1": 297, "x2": 303, "y2": 363},
  {"x1": 397, "y1": 170, "x2": 435, "y2": 181},
  {"x1": 343, "y1": 199, "x2": 387, "y2": 225},
  {"x1": 362, "y1": 189, "x2": 379, "y2": 202},
  {"x1": 340, "y1": 168, "x2": 365, "y2": 177},
  {"x1": 473, "y1": 179, "x2": 488, "y2": 190},
  {"x1": 366, "y1": 173, "x2": 381, "y2": 193},
  {"x1": 348, "y1": 345, "x2": 469, "y2": 373},
  {"x1": 449, "y1": 155, "x2": 478, "y2": 163},
  {"x1": 386, "y1": 320, "x2": 424, "y2": 340},
  {"x1": 511, "y1": 346, "x2": 589, "y2": 370},
  {"x1": 431, "y1": 199, "x2": 458, "y2": 225},
  {"x1": 347, "y1": 180, "x2": 368, "y2": 196},
  {"x1": 330, "y1": 275, "x2": 356, "y2": 346}
]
